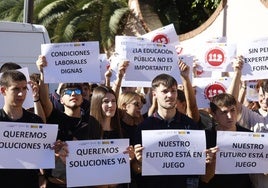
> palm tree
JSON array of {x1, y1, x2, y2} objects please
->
[
  {"x1": 34, "y1": 0, "x2": 130, "y2": 54},
  {"x1": 0, "y1": 0, "x2": 24, "y2": 21},
  {"x1": 0, "y1": 0, "x2": 130, "y2": 54}
]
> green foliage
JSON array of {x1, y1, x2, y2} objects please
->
[
  {"x1": 0, "y1": 0, "x2": 24, "y2": 21},
  {"x1": 34, "y1": 0, "x2": 129, "y2": 53},
  {"x1": 154, "y1": 0, "x2": 219, "y2": 34},
  {"x1": 192, "y1": 0, "x2": 221, "y2": 9},
  {"x1": 0, "y1": 0, "x2": 220, "y2": 51}
]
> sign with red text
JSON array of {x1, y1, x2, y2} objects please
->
[
  {"x1": 141, "y1": 130, "x2": 206, "y2": 176},
  {"x1": 0, "y1": 122, "x2": 58, "y2": 169},
  {"x1": 193, "y1": 77, "x2": 231, "y2": 108},
  {"x1": 216, "y1": 131, "x2": 268, "y2": 174},
  {"x1": 194, "y1": 43, "x2": 236, "y2": 72},
  {"x1": 66, "y1": 139, "x2": 130, "y2": 187},
  {"x1": 41, "y1": 41, "x2": 101, "y2": 83},
  {"x1": 142, "y1": 24, "x2": 179, "y2": 47},
  {"x1": 237, "y1": 40, "x2": 268, "y2": 80}
]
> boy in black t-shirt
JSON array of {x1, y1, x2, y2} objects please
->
[
  {"x1": 36, "y1": 55, "x2": 89, "y2": 188},
  {"x1": 0, "y1": 70, "x2": 44, "y2": 188}
]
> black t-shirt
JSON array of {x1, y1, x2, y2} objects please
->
[
  {"x1": 46, "y1": 108, "x2": 89, "y2": 141},
  {"x1": 0, "y1": 108, "x2": 43, "y2": 188},
  {"x1": 75, "y1": 115, "x2": 121, "y2": 140},
  {"x1": 134, "y1": 111, "x2": 199, "y2": 188},
  {"x1": 120, "y1": 120, "x2": 137, "y2": 146},
  {"x1": 199, "y1": 124, "x2": 253, "y2": 188}
]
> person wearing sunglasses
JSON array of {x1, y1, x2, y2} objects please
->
[
  {"x1": 49, "y1": 82, "x2": 90, "y2": 116},
  {"x1": 36, "y1": 55, "x2": 90, "y2": 188},
  {"x1": 117, "y1": 91, "x2": 145, "y2": 187}
]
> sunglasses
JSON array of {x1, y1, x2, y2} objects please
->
[{"x1": 63, "y1": 88, "x2": 82, "y2": 96}]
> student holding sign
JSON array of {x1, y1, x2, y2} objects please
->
[
  {"x1": 0, "y1": 70, "x2": 44, "y2": 187},
  {"x1": 147, "y1": 60, "x2": 200, "y2": 124},
  {"x1": 228, "y1": 56, "x2": 268, "y2": 188},
  {"x1": 36, "y1": 56, "x2": 90, "y2": 188},
  {"x1": 133, "y1": 73, "x2": 200, "y2": 188},
  {"x1": 199, "y1": 93, "x2": 253, "y2": 188}
]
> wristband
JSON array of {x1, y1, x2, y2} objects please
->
[{"x1": 34, "y1": 98, "x2": 40, "y2": 102}]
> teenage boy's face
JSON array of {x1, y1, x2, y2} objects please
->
[
  {"x1": 153, "y1": 84, "x2": 177, "y2": 110},
  {"x1": 213, "y1": 105, "x2": 237, "y2": 130},
  {"x1": 264, "y1": 91, "x2": 268, "y2": 108},
  {"x1": 1, "y1": 80, "x2": 27, "y2": 107},
  {"x1": 60, "y1": 88, "x2": 83, "y2": 108},
  {"x1": 258, "y1": 87, "x2": 267, "y2": 111}
]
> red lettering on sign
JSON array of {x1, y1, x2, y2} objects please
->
[
  {"x1": 204, "y1": 82, "x2": 226, "y2": 100},
  {"x1": 206, "y1": 48, "x2": 225, "y2": 66},
  {"x1": 152, "y1": 34, "x2": 169, "y2": 44}
]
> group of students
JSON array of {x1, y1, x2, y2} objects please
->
[{"x1": 0, "y1": 53, "x2": 268, "y2": 188}]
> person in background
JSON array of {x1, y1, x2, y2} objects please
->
[
  {"x1": 118, "y1": 91, "x2": 144, "y2": 146},
  {"x1": 0, "y1": 62, "x2": 22, "y2": 72},
  {"x1": 252, "y1": 80, "x2": 268, "y2": 117},
  {"x1": 81, "y1": 82, "x2": 91, "y2": 101},
  {"x1": 29, "y1": 73, "x2": 46, "y2": 123},
  {"x1": 118, "y1": 91, "x2": 144, "y2": 188}
]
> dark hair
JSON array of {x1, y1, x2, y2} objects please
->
[
  {"x1": 151, "y1": 74, "x2": 177, "y2": 90},
  {"x1": 30, "y1": 73, "x2": 41, "y2": 84},
  {"x1": 0, "y1": 62, "x2": 22, "y2": 73},
  {"x1": 256, "y1": 79, "x2": 268, "y2": 93},
  {"x1": 59, "y1": 83, "x2": 83, "y2": 96},
  {"x1": 210, "y1": 93, "x2": 236, "y2": 113},
  {"x1": 0, "y1": 70, "x2": 27, "y2": 87},
  {"x1": 177, "y1": 89, "x2": 186, "y2": 102}
]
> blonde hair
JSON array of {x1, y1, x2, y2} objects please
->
[{"x1": 118, "y1": 91, "x2": 141, "y2": 109}]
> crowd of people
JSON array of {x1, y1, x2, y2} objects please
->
[{"x1": 0, "y1": 49, "x2": 268, "y2": 188}]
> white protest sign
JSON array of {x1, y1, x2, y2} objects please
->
[
  {"x1": 142, "y1": 24, "x2": 180, "y2": 47},
  {"x1": 0, "y1": 67, "x2": 33, "y2": 109},
  {"x1": 99, "y1": 53, "x2": 112, "y2": 85},
  {"x1": 216, "y1": 131, "x2": 268, "y2": 174},
  {"x1": 0, "y1": 122, "x2": 57, "y2": 169},
  {"x1": 194, "y1": 43, "x2": 236, "y2": 72},
  {"x1": 237, "y1": 41, "x2": 268, "y2": 81},
  {"x1": 246, "y1": 80, "x2": 258, "y2": 102},
  {"x1": 115, "y1": 54, "x2": 194, "y2": 88},
  {"x1": 193, "y1": 77, "x2": 231, "y2": 108},
  {"x1": 41, "y1": 41, "x2": 101, "y2": 83},
  {"x1": 124, "y1": 42, "x2": 181, "y2": 83},
  {"x1": 115, "y1": 35, "x2": 148, "y2": 56},
  {"x1": 114, "y1": 36, "x2": 152, "y2": 87},
  {"x1": 141, "y1": 130, "x2": 206, "y2": 176},
  {"x1": 178, "y1": 54, "x2": 194, "y2": 82},
  {"x1": 66, "y1": 139, "x2": 130, "y2": 187}
]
